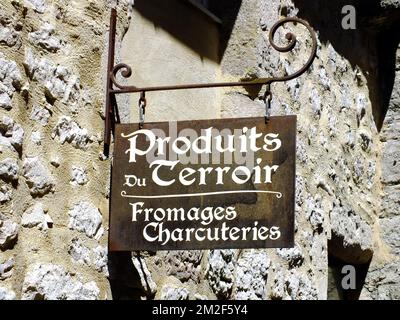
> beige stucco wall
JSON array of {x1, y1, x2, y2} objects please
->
[{"x1": 120, "y1": 0, "x2": 221, "y2": 123}]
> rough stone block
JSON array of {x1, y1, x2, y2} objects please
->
[
  {"x1": 22, "y1": 264, "x2": 99, "y2": 300},
  {"x1": 0, "y1": 219, "x2": 18, "y2": 250},
  {"x1": 68, "y1": 201, "x2": 103, "y2": 239},
  {"x1": 21, "y1": 203, "x2": 53, "y2": 230},
  {"x1": 22, "y1": 157, "x2": 55, "y2": 196}
]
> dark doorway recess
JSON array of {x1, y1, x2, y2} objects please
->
[
  {"x1": 328, "y1": 254, "x2": 371, "y2": 300},
  {"x1": 328, "y1": 230, "x2": 373, "y2": 300}
]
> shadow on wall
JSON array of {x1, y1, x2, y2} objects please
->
[
  {"x1": 206, "y1": 0, "x2": 242, "y2": 60},
  {"x1": 293, "y1": 0, "x2": 400, "y2": 131},
  {"x1": 132, "y1": 0, "x2": 242, "y2": 63},
  {"x1": 108, "y1": 252, "x2": 155, "y2": 300}
]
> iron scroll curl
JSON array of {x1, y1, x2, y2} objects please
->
[
  {"x1": 268, "y1": 17, "x2": 317, "y2": 83},
  {"x1": 110, "y1": 63, "x2": 133, "y2": 90},
  {"x1": 109, "y1": 16, "x2": 317, "y2": 93}
]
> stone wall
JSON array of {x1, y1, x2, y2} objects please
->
[
  {"x1": 363, "y1": 43, "x2": 400, "y2": 299},
  {"x1": 0, "y1": 0, "x2": 399, "y2": 300},
  {"x1": 0, "y1": 0, "x2": 134, "y2": 300}
]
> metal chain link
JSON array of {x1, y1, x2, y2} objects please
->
[
  {"x1": 264, "y1": 84, "x2": 272, "y2": 124},
  {"x1": 138, "y1": 91, "x2": 146, "y2": 129}
]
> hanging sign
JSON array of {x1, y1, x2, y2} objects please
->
[{"x1": 109, "y1": 116, "x2": 296, "y2": 251}]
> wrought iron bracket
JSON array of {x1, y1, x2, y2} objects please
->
[{"x1": 104, "y1": 8, "x2": 317, "y2": 156}]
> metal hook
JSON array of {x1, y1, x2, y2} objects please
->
[
  {"x1": 264, "y1": 84, "x2": 272, "y2": 124},
  {"x1": 138, "y1": 91, "x2": 146, "y2": 129}
]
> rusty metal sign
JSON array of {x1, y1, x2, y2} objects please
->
[{"x1": 109, "y1": 116, "x2": 296, "y2": 251}]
